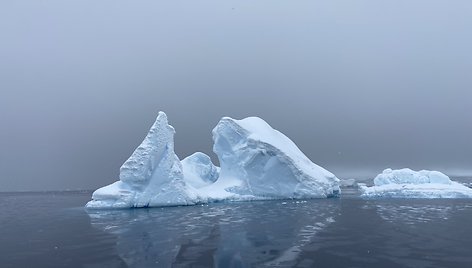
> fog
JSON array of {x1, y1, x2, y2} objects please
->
[{"x1": 1, "y1": 1, "x2": 471, "y2": 191}]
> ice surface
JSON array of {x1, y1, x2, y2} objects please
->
[
  {"x1": 208, "y1": 116, "x2": 340, "y2": 200},
  {"x1": 181, "y1": 152, "x2": 219, "y2": 189},
  {"x1": 86, "y1": 112, "x2": 340, "y2": 209},
  {"x1": 86, "y1": 112, "x2": 197, "y2": 208},
  {"x1": 360, "y1": 168, "x2": 472, "y2": 198},
  {"x1": 373, "y1": 168, "x2": 452, "y2": 185}
]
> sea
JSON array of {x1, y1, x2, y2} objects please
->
[{"x1": 1, "y1": 178, "x2": 472, "y2": 268}]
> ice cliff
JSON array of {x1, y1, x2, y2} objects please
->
[{"x1": 208, "y1": 116, "x2": 340, "y2": 199}]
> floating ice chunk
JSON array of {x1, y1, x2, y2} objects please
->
[
  {"x1": 181, "y1": 152, "x2": 219, "y2": 189},
  {"x1": 86, "y1": 112, "x2": 197, "y2": 208},
  {"x1": 374, "y1": 168, "x2": 451, "y2": 186},
  {"x1": 340, "y1": 178, "x2": 357, "y2": 188},
  {"x1": 360, "y1": 168, "x2": 472, "y2": 198},
  {"x1": 209, "y1": 116, "x2": 340, "y2": 199}
]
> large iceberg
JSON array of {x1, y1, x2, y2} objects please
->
[
  {"x1": 86, "y1": 112, "x2": 197, "y2": 208},
  {"x1": 359, "y1": 168, "x2": 472, "y2": 198},
  {"x1": 86, "y1": 112, "x2": 340, "y2": 209}
]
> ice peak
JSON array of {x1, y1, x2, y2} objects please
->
[{"x1": 86, "y1": 111, "x2": 194, "y2": 208}]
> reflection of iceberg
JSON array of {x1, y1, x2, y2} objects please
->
[
  {"x1": 87, "y1": 112, "x2": 340, "y2": 208},
  {"x1": 360, "y1": 168, "x2": 472, "y2": 198},
  {"x1": 88, "y1": 200, "x2": 339, "y2": 267},
  {"x1": 264, "y1": 212, "x2": 335, "y2": 266}
]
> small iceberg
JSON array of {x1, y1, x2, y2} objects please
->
[
  {"x1": 339, "y1": 178, "x2": 357, "y2": 188},
  {"x1": 359, "y1": 168, "x2": 472, "y2": 198}
]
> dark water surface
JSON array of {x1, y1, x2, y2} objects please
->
[{"x1": 1, "y1": 188, "x2": 472, "y2": 268}]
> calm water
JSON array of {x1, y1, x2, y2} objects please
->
[{"x1": 1, "y1": 187, "x2": 472, "y2": 268}]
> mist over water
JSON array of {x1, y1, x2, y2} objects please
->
[{"x1": 1, "y1": 1, "x2": 472, "y2": 191}]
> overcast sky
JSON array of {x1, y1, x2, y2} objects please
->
[{"x1": 1, "y1": 1, "x2": 471, "y2": 191}]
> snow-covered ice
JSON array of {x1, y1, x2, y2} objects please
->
[
  {"x1": 359, "y1": 168, "x2": 472, "y2": 198},
  {"x1": 181, "y1": 152, "x2": 219, "y2": 189},
  {"x1": 86, "y1": 112, "x2": 340, "y2": 208},
  {"x1": 86, "y1": 112, "x2": 198, "y2": 208},
  {"x1": 207, "y1": 116, "x2": 340, "y2": 200}
]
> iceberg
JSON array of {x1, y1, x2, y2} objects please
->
[
  {"x1": 204, "y1": 116, "x2": 340, "y2": 200},
  {"x1": 86, "y1": 112, "x2": 197, "y2": 208},
  {"x1": 86, "y1": 112, "x2": 340, "y2": 209},
  {"x1": 359, "y1": 168, "x2": 472, "y2": 198},
  {"x1": 340, "y1": 178, "x2": 357, "y2": 188}
]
